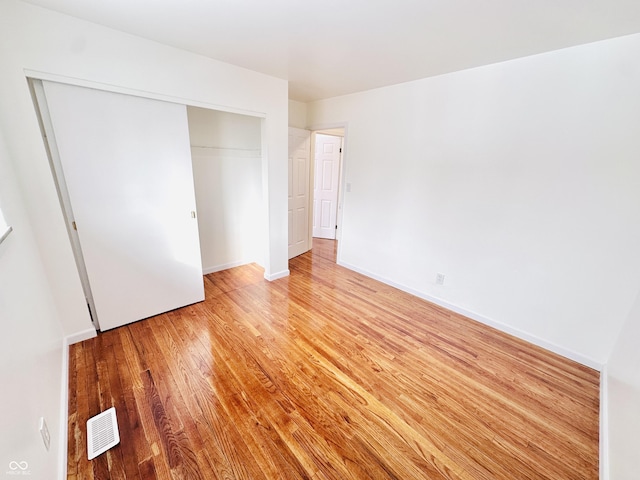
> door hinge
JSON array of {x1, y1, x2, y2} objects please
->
[
  {"x1": 72, "y1": 221, "x2": 77, "y2": 231},
  {"x1": 340, "y1": 148, "x2": 342, "y2": 153}
]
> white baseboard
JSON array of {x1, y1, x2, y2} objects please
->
[
  {"x1": 58, "y1": 338, "x2": 69, "y2": 480},
  {"x1": 338, "y1": 260, "x2": 603, "y2": 371},
  {"x1": 203, "y1": 260, "x2": 251, "y2": 275},
  {"x1": 204, "y1": 261, "x2": 287, "y2": 280},
  {"x1": 600, "y1": 366, "x2": 609, "y2": 480},
  {"x1": 65, "y1": 328, "x2": 97, "y2": 345},
  {"x1": 264, "y1": 269, "x2": 290, "y2": 281}
]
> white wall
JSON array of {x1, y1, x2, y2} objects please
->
[
  {"x1": 289, "y1": 99, "x2": 308, "y2": 128},
  {"x1": 0, "y1": 128, "x2": 66, "y2": 478},
  {"x1": 308, "y1": 33, "x2": 640, "y2": 367},
  {"x1": 0, "y1": 0, "x2": 289, "y2": 340},
  {"x1": 606, "y1": 290, "x2": 640, "y2": 479},
  {"x1": 187, "y1": 107, "x2": 263, "y2": 272}
]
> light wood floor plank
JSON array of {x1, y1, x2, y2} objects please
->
[{"x1": 68, "y1": 239, "x2": 599, "y2": 479}]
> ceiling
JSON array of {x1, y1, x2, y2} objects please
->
[{"x1": 21, "y1": 0, "x2": 640, "y2": 102}]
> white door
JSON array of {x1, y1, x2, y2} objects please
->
[
  {"x1": 41, "y1": 81, "x2": 204, "y2": 331},
  {"x1": 313, "y1": 134, "x2": 342, "y2": 239},
  {"x1": 288, "y1": 128, "x2": 311, "y2": 259}
]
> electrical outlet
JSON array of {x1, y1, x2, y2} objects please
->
[
  {"x1": 39, "y1": 417, "x2": 50, "y2": 451},
  {"x1": 435, "y1": 273, "x2": 445, "y2": 285}
]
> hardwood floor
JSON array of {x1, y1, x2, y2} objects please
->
[{"x1": 67, "y1": 239, "x2": 599, "y2": 479}]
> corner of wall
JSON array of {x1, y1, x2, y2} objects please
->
[{"x1": 288, "y1": 100, "x2": 308, "y2": 129}]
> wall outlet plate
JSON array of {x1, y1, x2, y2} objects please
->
[
  {"x1": 39, "y1": 417, "x2": 50, "y2": 451},
  {"x1": 436, "y1": 273, "x2": 445, "y2": 285}
]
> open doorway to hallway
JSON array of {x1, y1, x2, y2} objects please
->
[
  {"x1": 288, "y1": 126, "x2": 345, "y2": 262},
  {"x1": 311, "y1": 128, "x2": 344, "y2": 265}
]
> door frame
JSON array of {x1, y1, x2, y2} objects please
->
[
  {"x1": 312, "y1": 133, "x2": 342, "y2": 240},
  {"x1": 31, "y1": 79, "x2": 101, "y2": 330},
  {"x1": 28, "y1": 72, "x2": 276, "y2": 333},
  {"x1": 308, "y1": 123, "x2": 349, "y2": 262}
]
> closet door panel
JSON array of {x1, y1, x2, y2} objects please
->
[{"x1": 43, "y1": 81, "x2": 204, "y2": 331}]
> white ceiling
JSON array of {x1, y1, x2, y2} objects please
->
[{"x1": 21, "y1": 0, "x2": 640, "y2": 102}]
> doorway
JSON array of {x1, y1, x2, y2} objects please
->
[
  {"x1": 287, "y1": 126, "x2": 346, "y2": 262},
  {"x1": 31, "y1": 79, "x2": 267, "y2": 332},
  {"x1": 187, "y1": 107, "x2": 263, "y2": 274},
  {"x1": 311, "y1": 127, "x2": 345, "y2": 262}
]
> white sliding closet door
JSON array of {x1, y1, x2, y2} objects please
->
[{"x1": 42, "y1": 81, "x2": 204, "y2": 331}]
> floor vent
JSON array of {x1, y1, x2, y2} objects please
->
[{"x1": 87, "y1": 407, "x2": 120, "y2": 460}]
